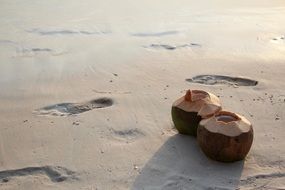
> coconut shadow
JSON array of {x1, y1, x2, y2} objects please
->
[{"x1": 132, "y1": 134, "x2": 244, "y2": 189}]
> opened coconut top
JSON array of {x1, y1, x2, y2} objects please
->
[
  {"x1": 200, "y1": 111, "x2": 252, "y2": 137},
  {"x1": 172, "y1": 90, "x2": 221, "y2": 118}
]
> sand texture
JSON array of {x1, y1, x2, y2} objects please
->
[{"x1": 0, "y1": 0, "x2": 285, "y2": 189}]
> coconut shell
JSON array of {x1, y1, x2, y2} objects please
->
[
  {"x1": 171, "y1": 90, "x2": 222, "y2": 136},
  {"x1": 197, "y1": 111, "x2": 253, "y2": 162}
]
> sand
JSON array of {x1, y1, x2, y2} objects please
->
[{"x1": 0, "y1": 0, "x2": 285, "y2": 189}]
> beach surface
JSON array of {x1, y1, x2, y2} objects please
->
[{"x1": 0, "y1": 0, "x2": 285, "y2": 189}]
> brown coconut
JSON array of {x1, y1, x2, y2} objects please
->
[
  {"x1": 171, "y1": 89, "x2": 222, "y2": 136},
  {"x1": 197, "y1": 111, "x2": 253, "y2": 162}
]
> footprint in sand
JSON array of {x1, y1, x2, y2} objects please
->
[
  {"x1": 131, "y1": 30, "x2": 179, "y2": 37},
  {"x1": 0, "y1": 40, "x2": 65, "y2": 57},
  {"x1": 35, "y1": 97, "x2": 113, "y2": 117},
  {"x1": 162, "y1": 175, "x2": 193, "y2": 190},
  {"x1": 0, "y1": 166, "x2": 78, "y2": 183},
  {"x1": 186, "y1": 75, "x2": 258, "y2": 87},
  {"x1": 240, "y1": 172, "x2": 285, "y2": 188},
  {"x1": 144, "y1": 43, "x2": 201, "y2": 51},
  {"x1": 271, "y1": 35, "x2": 285, "y2": 44},
  {"x1": 111, "y1": 128, "x2": 145, "y2": 142},
  {"x1": 27, "y1": 28, "x2": 111, "y2": 36}
]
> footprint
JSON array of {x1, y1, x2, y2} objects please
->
[
  {"x1": 0, "y1": 40, "x2": 65, "y2": 57},
  {"x1": 0, "y1": 40, "x2": 18, "y2": 45},
  {"x1": 147, "y1": 44, "x2": 177, "y2": 50},
  {"x1": 0, "y1": 40, "x2": 52, "y2": 53},
  {"x1": 18, "y1": 47, "x2": 55, "y2": 56},
  {"x1": 35, "y1": 98, "x2": 113, "y2": 116},
  {"x1": 162, "y1": 175, "x2": 193, "y2": 190},
  {"x1": 0, "y1": 166, "x2": 78, "y2": 183},
  {"x1": 27, "y1": 48, "x2": 53, "y2": 52},
  {"x1": 131, "y1": 30, "x2": 179, "y2": 37},
  {"x1": 111, "y1": 128, "x2": 145, "y2": 142},
  {"x1": 271, "y1": 35, "x2": 285, "y2": 43},
  {"x1": 240, "y1": 172, "x2": 285, "y2": 186},
  {"x1": 186, "y1": 75, "x2": 258, "y2": 87},
  {"x1": 144, "y1": 43, "x2": 201, "y2": 50},
  {"x1": 20, "y1": 47, "x2": 68, "y2": 57},
  {"x1": 27, "y1": 28, "x2": 111, "y2": 36}
]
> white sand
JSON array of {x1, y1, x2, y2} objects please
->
[{"x1": 0, "y1": 0, "x2": 285, "y2": 189}]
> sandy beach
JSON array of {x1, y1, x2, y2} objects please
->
[{"x1": 0, "y1": 0, "x2": 285, "y2": 189}]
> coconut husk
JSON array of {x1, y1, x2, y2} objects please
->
[
  {"x1": 171, "y1": 90, "x2": 222, "y2": 136},
  {"x1": 197, "y1": 111, "x2": 253, "y2": 162}
]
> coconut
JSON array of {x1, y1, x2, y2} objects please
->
[
  {"x1": 171, "y1": 89, "x2": 222, "y2": 136},
  {"x1": 197, "y1": 111, "x2": 253, "y2": 162}
]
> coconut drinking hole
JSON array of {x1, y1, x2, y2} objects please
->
[{"x1": 216, "y1": 112, "x2": 240, "y2": 123}]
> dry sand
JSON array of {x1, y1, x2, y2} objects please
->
[{"x1": 0, "y1": 0, "x2": 285, "y2": 189}]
